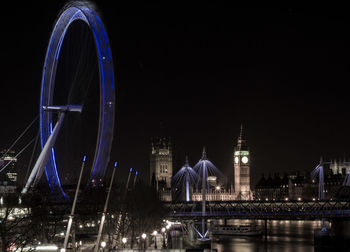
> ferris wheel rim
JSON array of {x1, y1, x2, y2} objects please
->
[{"x1": 40, "y1": 2, "x2": 115, "y2": 198}]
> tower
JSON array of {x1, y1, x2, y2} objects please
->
[
  {"x1": 233, "y1": 125, "x2": 251, "y2": 200},
  {"x1": 150, "y1": 137, "x2": 173, "y2": 189}
]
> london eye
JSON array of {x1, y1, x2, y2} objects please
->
[{"x1": 22, "y1": 2, "x2": 115, "y2": 199}]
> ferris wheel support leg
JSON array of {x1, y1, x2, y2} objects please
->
[{"x1": 22, "y1": 112, "x2": 65, "y2": 194}]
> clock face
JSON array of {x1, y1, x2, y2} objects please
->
[
  {"x1": 234, "y1": 156, "x2": 239, "y2": 164},
  {"x1": 241, "y1": 156, "x2": 248, "y2": 164}
]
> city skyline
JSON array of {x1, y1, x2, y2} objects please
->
[
  {"x1": 1, "y1": 4, "x2": 350, "y2": 186},
  {"x1": 1, "y1": 3, "x2": 350, "y2": 251}
]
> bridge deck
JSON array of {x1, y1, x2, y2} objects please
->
[{"x1": 167, "y1": 200, "x2": 350, "y2": 220}]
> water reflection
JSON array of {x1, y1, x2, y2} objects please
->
[{"x1": 211, "y1": 219, "x2": 340, "y2": 252}]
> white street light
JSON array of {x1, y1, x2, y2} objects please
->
[
  {"x1": 141, "y1": 233, "x2": 147, "y2": 250},
  {"x1": 152, "y1": 230, "x2": 158, "y2": 249},
  {"x1": 101, "y1": 241, "x2": 106, "y2": 248},
  {"x1": 161, "y1": 227, "x2": 166, "y2": 248},
  {"x1": 122, "y1": 237, "x2": 127, "y2": 248}
]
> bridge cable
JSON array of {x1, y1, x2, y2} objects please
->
[
  {"x1": 24, "y1": 130, "x2": 40, "y2": 183},
  {"x1": 0, "y1": 137, "x2": 36, "y2": 174},
  {"x1": 1, "y1": 115, "x2": 38, "y2": 159}
]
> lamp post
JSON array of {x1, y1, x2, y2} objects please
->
[
  {"x1": 101, "y1": 241, "x2": 106, "y2": 252},
  {"x1": 152, "y1": 230, "x2": 158, "y2": 249},
  {"x1": 161, "y1": 227, "x2": 166, "y2": 248},
  {"x1": 141, "y1": 233, "x2": 147, "y2": 250},
  {"x1": 122, "y1": 237, "x2": 127, "y2": 248}
]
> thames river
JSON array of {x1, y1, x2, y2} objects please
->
[{"x1": 210, "y1": 219, "x2": 346, "y2": 252}]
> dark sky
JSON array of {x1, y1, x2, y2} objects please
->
[{"x1": 1, "y1": 3, "x2": 350, "y2": 187}]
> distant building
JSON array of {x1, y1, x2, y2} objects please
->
[
  {"x1": 255, "y1": 173, "x2": 289, "y2": 201},
  {"x1": 150, "y1": 137, "x2": 173, "y2": 201},
  {"x1": 233, "y1": 125, "x2": 252, "y2": 200},
  {"x1": 254, "y1": 164, "x2": 348, "y2": 201},
  {"x1": 0, "y1": 150, "x2": 18, "y2": 194},
  {"x1": 192, "y1": 182, "x2": 235, "y2": 201},
  {"x1": 330, "y1": 159, "x2": 349, "y2": 175}
]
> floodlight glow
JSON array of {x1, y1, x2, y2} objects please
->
[
  {"x1": 312, "y1": 162, "x2": 325, "y2": 200},
  {"x1": 141, "y1": 233, "x2": 147, "y2": 239},
  {"x1": 122, "y1": 237, "x2": 127, "y2": 244},
  {"x1": 172, "y1": 156, "x2": 198, "y2": 202},
  {"x1": 101, "y1": 241, "x2": 106, "y2": 248}
]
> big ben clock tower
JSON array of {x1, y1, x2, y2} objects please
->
[{"x1": 234, "y1": 125, "x2": 251, "y2": 200}]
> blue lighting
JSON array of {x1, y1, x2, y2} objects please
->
[
  {"x1": 114, "y1": 161, "x2": 118, "y2": 167},
  {"x1": 136, "y1": 171, "x2": 138, "y2": 175},
  {"x1": 129, "y1": 168, "x2": 133, "y2": 173},
  {"x1": 39, "y1": 2, "x2": 115, "y2": 199},
  {"x1": 83, "y1": 155, "x2": 87, "y2": 162}
]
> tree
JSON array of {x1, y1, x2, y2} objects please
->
[
  {"x1": 0, "y1": 192, "x2": 42, "y2": 251},
  {"x1": 104, "y1": 182, "x2": 167, "y2": 249}
]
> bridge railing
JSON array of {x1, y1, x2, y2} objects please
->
[{"x1": 166, "y1": 200, "x2": 350, "y2": 220}]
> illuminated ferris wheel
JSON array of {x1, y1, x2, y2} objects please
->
[{"x1": 22, "y1": 2, "x2": 115, "y2": 199}]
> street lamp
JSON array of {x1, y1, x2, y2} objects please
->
[
  {"x1": 161, "y1": 227, "x2": 166, "y2": 248},
  {"x1": 101, "y1": 241, "x2": 106, "y2": 252},
  {"x1": 141, "y1": 233, "x2": 147, "y2": 249},
  {"x1": 152, "y1": 230, "x2": 158, "y2": 249},
  {"x1": 122, "y1": 237, "x2": 127, "y2": 248}
]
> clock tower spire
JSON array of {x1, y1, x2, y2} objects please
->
[{"x1": 233, "y1": 124, "x2": 251, "y2": 200}]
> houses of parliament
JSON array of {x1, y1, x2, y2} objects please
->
[
  {"x1": 149, "y1": 126, "x2": 350, "y2": 202},
  {"x1": 149, "y1": 126, "x2": 252, "y2": 201}
]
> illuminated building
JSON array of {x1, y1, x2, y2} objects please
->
[
  {"x1": 233, "y1": 125, "x2": 252, "y2": 200},
  {"x1": 0, "y1": 150, "x2": 18, "y2": 194},
  {"x1": 150, "y1": 137, "x2": 173, "y2": 201}
]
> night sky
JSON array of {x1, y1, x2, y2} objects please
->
[{"x1": 1, "y1": 3, "x2": 350, "y2": 187}]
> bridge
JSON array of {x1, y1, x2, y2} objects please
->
[{"x1": 167, "y1": 200, "x2": 350, "y2": 220}]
